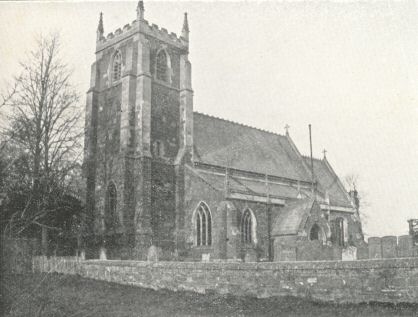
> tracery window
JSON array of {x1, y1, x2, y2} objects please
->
[
  {"x1": 156, "y1": 50, "x2": 168, "y2": 82},
  {"x1": 112, "y1": 51, "x2": 122, "y2": 82},
  {"x1": 241, "y1": 209, "x2": 255, "y2": 244},
  {"x1": 105, "y1": 182, "x2": 118, "y2": 230},
  {"x1": 195, "y1": 202, "x2": 212, "y2": 246}
]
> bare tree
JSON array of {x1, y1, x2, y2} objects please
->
[
  {"x1": 0, "y1": 80, "x2": 19, "y2": 111},
  {"x1": 343, "y1": 173, "x2": 359, "y2": 192},
  {"x1": 1, "y1": 34, "x2": 83, "y2": 240},
  {"x1": 343, "y1": 173, "x2": 369, "y2": 232}
]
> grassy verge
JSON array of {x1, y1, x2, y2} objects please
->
[{"x1": 1, "y1": 273, "x2": 417, "y2": 316}]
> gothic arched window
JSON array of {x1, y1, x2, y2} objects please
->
[
  {"x1": 195, "y1": 202, "x2": 212, "y2": 246},
  {"x1": 112, "y1": 51, "x2": 122, "y2": 82},
  {"x1": 105, "y1": 182, "x2": 117, "y2": 230},
  {"x1": 156, "y1": 50, "x2": 168, "y2": 82},
  {"x1": 241, "y1": 209, "x2": 256, "y2": 244}
]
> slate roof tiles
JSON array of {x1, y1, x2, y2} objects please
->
[{"x1": 192, "y1": 112, "x2": 352, "y2": 208}]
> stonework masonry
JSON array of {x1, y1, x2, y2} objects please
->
[
  {"x1": 33, "y1": 256, "x2": 418, "y2": 304},
  {"x1": 84, "y1": 2, "x2": 366, "y2": 262},
  {"x1": 84, "y1": 4, "x2": 192, "y2": 259}
]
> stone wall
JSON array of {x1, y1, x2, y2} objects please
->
[{"x1": 33, "y1": 256, "x2": 418, "y2": 304}]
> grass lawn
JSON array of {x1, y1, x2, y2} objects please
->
[{"x1": 1, "y1": 273, "x2": 417, "y2": 316}]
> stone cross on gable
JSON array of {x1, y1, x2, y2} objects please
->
[
  {"x1": 284, "y1": 124, "x2": 290, "y2": 135},
  {"x1": 322, "y1": 149, "x2": 327, "y2": 159}
]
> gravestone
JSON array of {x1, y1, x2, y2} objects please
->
[
  {"x1": 397, "y1": 235, "x2": 413, "y2": 258},
  {"x1": 342, "y1": 246, "x2": 357, "y2": 261},
  {"x1": 147, "y1": 245, "x2": 162, "y2": 262},
  {"x1": 382, "y1": 236, "x2": 397, "y2": 258},
  {"x1": 244, "y1": 249, "x2": 258, "y2": 262},
  {"x1": 79, "y1": 249, "x2": 86, "y2": 260},
  {"x1": 275, "y1": 247, "x2": 297, "y2": 261},
  {"x1": 99, "y1": 247, "x2": 107, "y2": 260},
  {"x1": 202, "y1": 253, "x2": 210, "y2": 262},
  {"x1": 368, "y1": 237, "x2": 382, "y2": 259}
]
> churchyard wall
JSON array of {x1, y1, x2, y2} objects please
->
[{"x1": 32, "y1": 256, "x2": 418, "y2": 304}]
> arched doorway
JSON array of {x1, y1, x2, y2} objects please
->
[{"x1": 310, "y1": 223, "x2": 321, "y2": 241}]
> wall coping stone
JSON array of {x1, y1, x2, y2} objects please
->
[
  {"x1": 33, "y1": 256, "x2": 418, "y2": 304},
  {"x1": 82, "y1": 257, "x2": 418, "y2": 271}
]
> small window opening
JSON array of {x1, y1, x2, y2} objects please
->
[
  {"x1": 156, "y1": 50, "x2": 168, "y2": 82},
  {"x1": 112, "y1": 51, "x2": 122, "y2": 82}
]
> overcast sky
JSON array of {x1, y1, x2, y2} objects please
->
[{"x1": 1, "y1": 0, "x2": 418, "y2": 237}]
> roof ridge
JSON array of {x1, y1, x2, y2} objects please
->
[
  {"x1": 301, "y1": 154, "x2": 324, "y2": 162},
  {"x1": 321, "y1": 156, "x2": 353, "y2": 203},
  {"x1": 194, "y1": 111, "x2": 286, "y2": 138},
  {"x1": 301, "y1": 154, "x2": 353, "y2": 206}
]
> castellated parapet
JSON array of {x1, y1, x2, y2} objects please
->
[
  {"x1": 97, "y1": 18, "x2": 189, "y2": 53},
  {"x1": 86, "y1": 2, "x2": 365, "y2": 264},
  {"x1": 85, "y1": 1, "x2": 193, "y2": 260}
]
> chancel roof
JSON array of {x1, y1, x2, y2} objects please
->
[
  {"x1": 192, "y1": 112, "x2": 352, "y2": 208},
  {"x1": 303, "y1": 157, "x2": 352, "y2": 208}
]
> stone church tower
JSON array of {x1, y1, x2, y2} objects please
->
[{"x1": 84, "y1": 1, "x2": 193, "y2": 259}]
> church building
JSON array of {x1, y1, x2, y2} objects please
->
[{"x1": 84, "y1": 1, "x2": 364, "y2": 261}]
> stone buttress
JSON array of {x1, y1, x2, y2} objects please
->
[{"x1": 83, "y1": 2, "x2": 193, "y2": 259}]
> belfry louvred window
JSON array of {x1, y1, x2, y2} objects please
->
[
  {"x1": 156, "y1": 50, "x2": 168, "y2": 82},
  {"x1": 195, "y1": 202, "x2": 212, "y2": 246},
  {"x1": 112, "y1": 51, "x2": 122, "y2": 82}
]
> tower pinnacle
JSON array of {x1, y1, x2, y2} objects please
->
[
  {"x1": 97, "y1": 12, "x2": 104, "y2": 41},
  {"x1": 181, "y1": 12, "x2": 189, "y2": 41},
  {"x1": 137, "y1": 1, "x2": 145, "y2": 21}
]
